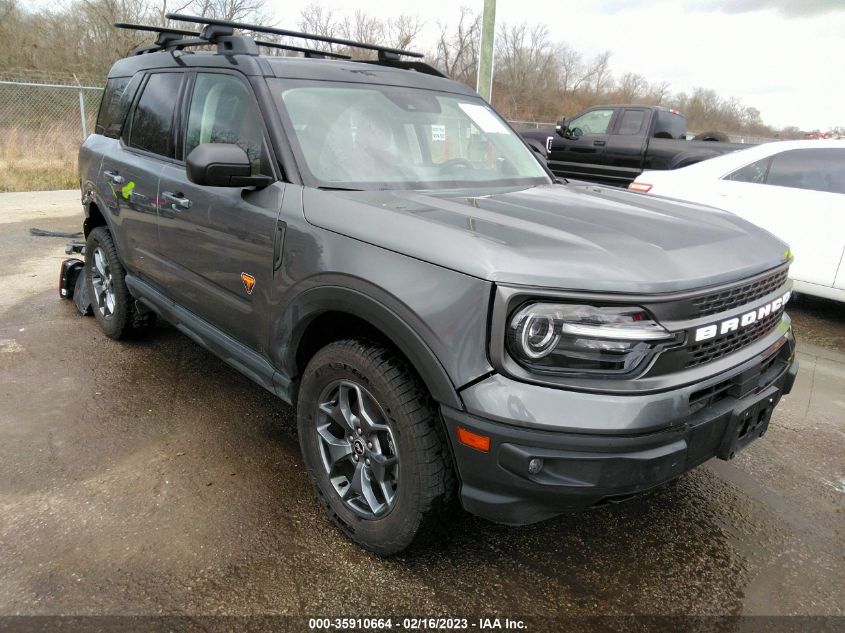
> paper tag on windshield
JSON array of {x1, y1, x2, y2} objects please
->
[
  {"x1": 431, "y1": 124, "x2": 446, "y2": 141},
  {"x1": 458, "y1": 103, "x2": 508, "y2": 134}
]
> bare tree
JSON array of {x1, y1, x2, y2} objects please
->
[
  {"x1": 647, "y1": 80, "x2": 670, "y2": 105},
  {"x1": 387, "y1": 14, "x2": 424, "y2": 51},
  {"x1": 429, "y1": 7, "x2": 480, "y2": 88},
  {"x1": 615, "y1": 71, "x2": 648, "y2": 103},
  {"x1": 585, "y1": 50, "x2": 613, "y2": 99},
  {"x1": 494, "y1": 22, "x2": 559, "y2": 119}
]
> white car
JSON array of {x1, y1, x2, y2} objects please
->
[{"x1": 629, "y1": 140, "x2": 845, "y2": 302}]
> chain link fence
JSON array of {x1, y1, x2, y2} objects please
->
[{"x1": 0, "y1": 76, "x2": 103, "y2": 192}]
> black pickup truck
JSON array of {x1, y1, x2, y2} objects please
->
[{"x1": 521, "y1": 105, "x2": 748, "y2": 187}]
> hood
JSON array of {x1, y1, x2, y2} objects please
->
[{"x1": 302, "y1": 183, "x2": 791, "y2": 293}]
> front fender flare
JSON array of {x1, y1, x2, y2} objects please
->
[{"x1": 277, "y1": 285, "x2": 464, "y2": 410}]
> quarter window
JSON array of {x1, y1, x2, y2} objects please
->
[
  {"x1": 724, "y1": 157, "x2": 770, "y2": 184},
  {"x1": 185, "y1": 73, "x2": 269, "y2": 175},
  {"x1": 96, "y1": 76, "x2": 134, "y2": 138},
  {"x1": 128, "y1": 73, "x2": 183, "y2": 158}
]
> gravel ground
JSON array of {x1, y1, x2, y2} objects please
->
[{"x1": 0, "y1": 191, "x2": 842, "y2": 628}]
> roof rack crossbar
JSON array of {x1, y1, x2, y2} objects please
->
[
  {"x1": 254, "y1": 40, "x2": 351, "y2": 59},
  {"x1": 115, "y1": 22, "x2": 350, "y2": 59},
  {"x1": 165, "y1": 13, "x2": 424, "y2": 59}
]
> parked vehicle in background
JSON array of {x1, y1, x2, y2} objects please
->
[
  {"x1": 520, "y1": 105, "x2": 747, "y2": 187},
  {"x1": 629, "y1": 140, "x2": 845, "y2": 303},
  {"x1": 75, "y1": 16, "x2": 799, "y2": 555}
]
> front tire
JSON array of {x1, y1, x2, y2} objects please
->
[{"x1": 297, "y1": 339, "x2": 454, "y2": 555}]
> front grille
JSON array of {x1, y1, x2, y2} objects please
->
[
  {"x1": 685, "y1": 308, "x2": 784, "y2": 369},
  {"x1": 691, "y1": 269, "x2": 789, "y2": 318}
]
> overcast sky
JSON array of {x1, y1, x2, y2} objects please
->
[{"x1": 270, "y1": 0, "x2": 845, "y2": 131}]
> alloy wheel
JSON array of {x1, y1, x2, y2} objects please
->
[
  {"x1": 315, "y1": 380, "x2": 399, "y2": 518},
  {"x1": 90, "y1": 246, "x2": 115, "y2": 318}
]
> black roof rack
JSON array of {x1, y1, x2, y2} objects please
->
[
  {"x1": 115, "y1": 22, "x2": 351, "y2": 59},
  {"x1": 113, "y1": 18, "x2": 445, "y2": 77},
  {"x1": 165, "y1": 13, "x2": 424, "y2": 61}
]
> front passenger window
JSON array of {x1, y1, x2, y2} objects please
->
[{"x1": 186, "y1": 73, "x2": 269, "y2": 175}]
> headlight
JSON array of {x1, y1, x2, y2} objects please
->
[{"x1": 507, "y1": 303, "x2": 675, "y2": 376}]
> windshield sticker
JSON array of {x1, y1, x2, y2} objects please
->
[
  {"x1": 431, "y1": 124, "x2": 446, "y2": 141},
  {"x1": 458, "y1": 103, "x2": 508, "y2": 134}
]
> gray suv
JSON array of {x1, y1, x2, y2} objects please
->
[{"x1": 77, "y1": 15, "x2": 798, "y2": 555}]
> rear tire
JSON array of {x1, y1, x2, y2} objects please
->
[
  {"x1": 297, "y1": 339, "x2": 455, "y2": 555},
  {"x1": 85, "y1": 227, "x2": 154, "y2": 340}
]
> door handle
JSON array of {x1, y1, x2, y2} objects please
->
[
  {"x1": 161, "y1": 191, "x2": 193, "y2": 210},
  {"x1": 103, "y1": 170, "x2": 125, "y2": 185},
  {"x1": 593, "y1": 140, "x2": 606, "y2": 147}
]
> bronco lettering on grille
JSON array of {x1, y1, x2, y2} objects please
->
[{"x1": 693, "y1": 290, "x2": 790, "y2": 343}]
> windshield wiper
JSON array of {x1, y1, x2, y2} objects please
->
[{"x1": 317, "y1": 186, "x2": 363, "y2": 192}]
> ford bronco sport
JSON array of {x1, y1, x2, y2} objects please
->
[{"x1": 76, "y1": 15, "x2": 798, "y2": 555}]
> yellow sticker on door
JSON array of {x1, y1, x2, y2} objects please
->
[{"x1": 241, "y1": 272, "x2": 256, "y2": 295}]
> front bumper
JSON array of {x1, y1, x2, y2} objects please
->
[{"x1": 443, "y1": 331, "x2": 797, "y2": 525}]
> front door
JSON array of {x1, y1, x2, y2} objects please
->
[
  {"x1": 548, "y1": 107, "x2": 615, "y2": 181},
  {"x1": 156, "y1": 71, "x2": 283, "y2": 353}
]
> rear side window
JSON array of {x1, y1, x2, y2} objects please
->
[
  {"x1": 95, "y1": 77, "x2": 134, "y2": 138},
  {"x1": 127, "y1": 73, "x2": 183, "y2": 158},
  {"x1": 653, "y1": 111, "x2": 686, "y2": 139},
  {"x1": 617, "y1": 109, "x2": 646, "y2": 135},
  {"x1": 766, "y1": 148, "x2": 845, "y2": 194}
]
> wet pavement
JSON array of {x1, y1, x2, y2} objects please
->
[{"x1": 0, "y1": 191, "x2": 843, "y2": 620}]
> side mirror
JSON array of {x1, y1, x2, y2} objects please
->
[
  {"x1": 186, "y1": 143, "x2": 272, "y2": 188},
  {"x1": 555, "y1": 117, "x2": 567, "y2": 137}
]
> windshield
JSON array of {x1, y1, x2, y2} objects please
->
[{"x1": 272, "y1": 79, "x2": 550, "y2": 190}]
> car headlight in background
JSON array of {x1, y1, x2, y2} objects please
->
[{"x1": 507, "y1": 303, "x2": 676, "y2": 376}]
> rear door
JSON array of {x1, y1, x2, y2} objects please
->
[
  {"x1": 547, "y1": 107, "x2": 616, "y2": 181},
  {"x1": 98, "y1": 71, "x2": 185, "y2": 276},
  {"x1": 156, "y1": 70, "x2": 284, "y2": 353}
]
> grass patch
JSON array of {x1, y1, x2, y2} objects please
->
[{"x1": 0, "y1": 125, "x2": 80, "y2": 192}]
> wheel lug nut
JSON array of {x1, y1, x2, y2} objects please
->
[
  {"x1": 356, "y1": 428, "x2": 362, "y2": 435},
  {"x1": 367, "y1": 442, "x2": 372, "y2": 449},
  {"x1": 353, "y1": 454, "x2": 359, "y2": 461},
  {"x1": 365, "y1": 458, "x2": 370, "y2": 465}
]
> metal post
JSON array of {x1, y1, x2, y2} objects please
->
[
  {"x1": 78, "y1": 89, "x2": 88, "y2": 140},
  {"x1": 476, "y1": 0, "x2": 496, "y2": 103}
]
